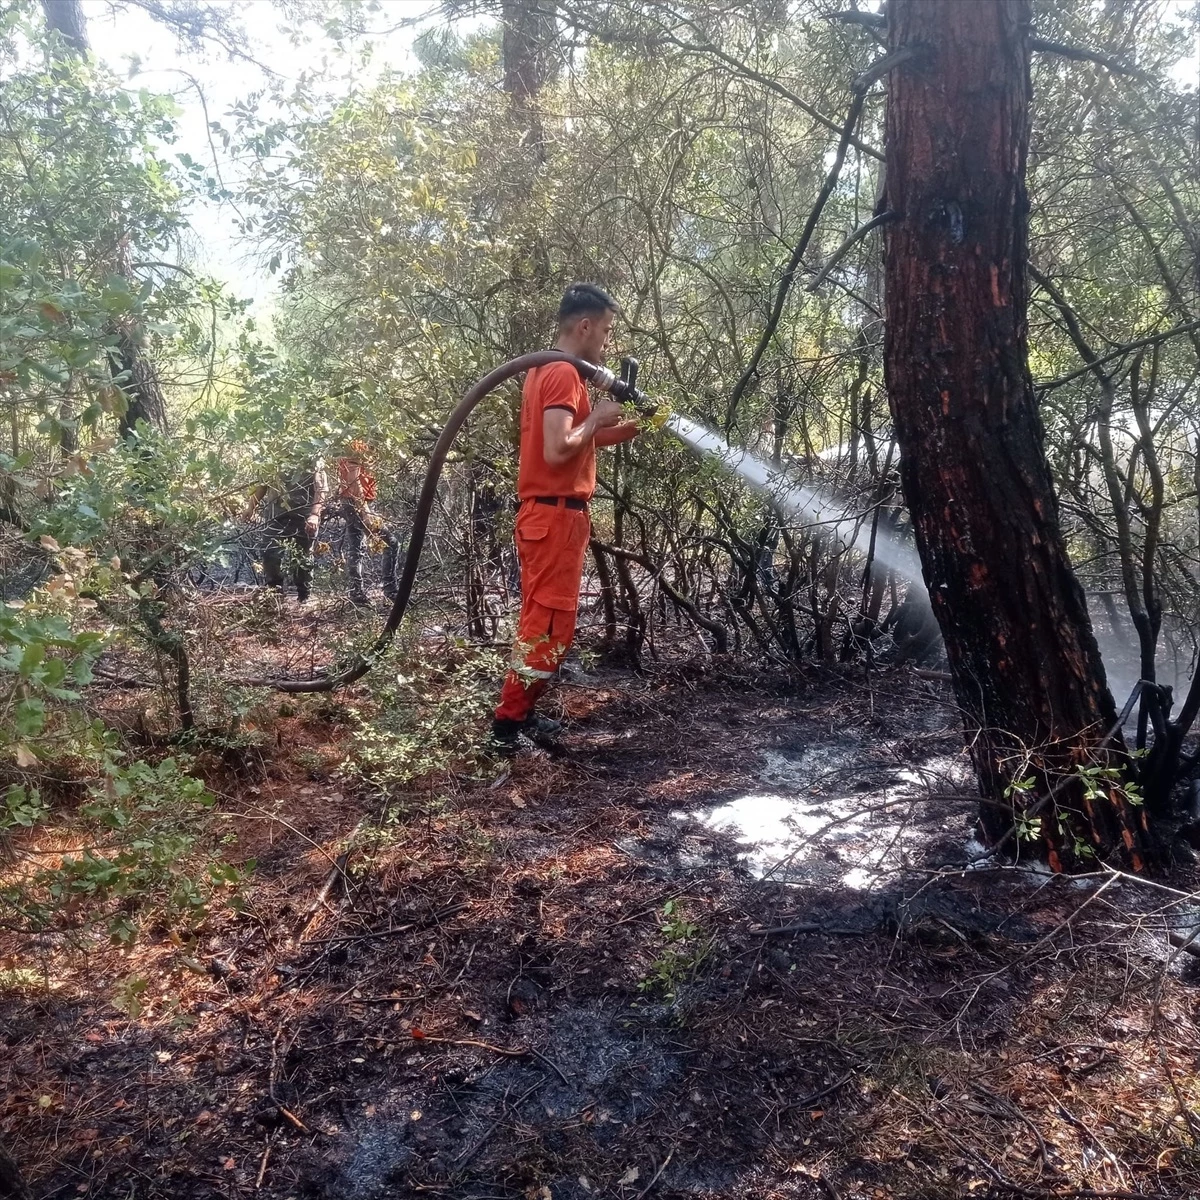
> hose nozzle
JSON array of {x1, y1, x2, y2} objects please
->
[
  {"x1": 584, "y1": 354, "x2": 659, "y2": 416},
  {"x1": 619, "y1": 355, "x2": 640, "y2": 395}
]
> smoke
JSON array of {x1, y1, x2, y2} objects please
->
[
  {"x1": 1087, "y1": 602, "x2": 1196, "y2": 718},
  {"x1": 663, "y1": 417, "x2": 1198, "y2": 713}
]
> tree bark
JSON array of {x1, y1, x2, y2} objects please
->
[
  {"x1": 42, "y1": 0, "x2": 87, "y2": 53},
  {"x1": 882, "y1": 0, "x2": 1153, "y2": 869}
]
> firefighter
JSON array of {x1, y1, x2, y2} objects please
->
[
  {"x1": 335, "y1": 439, "x2": 401, "y2": 605},
  {"x1": 246, "y1": 457, "x2": 328, "y2": 603},
  {"x1": 491, "y1": 283, "x2": 641, "y2": 753}
]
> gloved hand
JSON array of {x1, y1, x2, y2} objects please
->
[{"x1": 646, "y1": 406, "x2": 671, "y2": 431}]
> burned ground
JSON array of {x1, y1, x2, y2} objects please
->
[{"x1": 3, "y1": 643, "x2": 1199, "y2": 1199}]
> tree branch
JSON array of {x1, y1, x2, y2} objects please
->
[
  {"x1": 591, "y1": 537, "x2": 729, "y2": 653},
  {"x1": 723, "y1": 91, "x2": 869, "y2": 432},
  {"x1": 552, "y1": 2, "x2": 882, "y2": 161},
  {"x1": 832, "y1": 10, "x2": 1146, "y2": 79},
  {"x1": 806, "y1": 210, "x2": 898, "y2": 292},
  {"x1": 1028, "y1": 36, "x2": 1147, "y2": 80},
  {"x1": 852, "y1": 46, "x2": 922, "y2": 94},
  {"x1": 827, "y1": 10, "x2": 885, "y2": 31},
  {"x1": 1034, "y1": 318, "x2": 1200, "y2": 391}
]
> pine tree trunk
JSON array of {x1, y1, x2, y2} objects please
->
[{"x1": 882, "y1": 0, "x2": 1154, "y2": 869}]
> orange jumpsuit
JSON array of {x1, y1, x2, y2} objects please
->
[{"x1": 494, "y1": 362, "x2": 595, "y2": 725}]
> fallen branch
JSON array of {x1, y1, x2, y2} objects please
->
[
  {"x1": 277, "y1": 1106, "x2": 309, "y2": 1134},
  {"x1": 296, "y1": 818, "x2": 364, "y2": 939},
  {"x1": 90, "y1": 666, "x2": 157, "y2": 689},
  {"x1": 529, "y1": 1047, "x2": 571, "y2": 1085},
  {"x1": 751, "y1": 922, "x2": 872, "y2": 937},
  {"x1": 345, "y1": 993, "x2": 422, "y2": 1004},
  {"x1": 302, "y1": 902, "x2": 469, "y2": 948},
  {"x1": 453, "y1": 1079, "x2": 543, "y2": 1170},
  {"x1": 413, "y1": 1034, "x2": 529, "y2": 1058},
  {"x1": 786, "y1": 1071, "x2": 855, "y2": 1112},
  {"x1": 1166, "y1": 928, "x2": 1200, "y2": 960},
  {"x1": 254, "y1": 1129, "x2": 279, "y2": 1191}
]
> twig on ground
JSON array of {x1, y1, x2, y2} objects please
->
[
  {"x1": 345, "y1": 993, "x2": 422, "y2": 1004},
  {"x1": 278, "y1": 1106, "x2": 309, "y2": 1134},
  {"x1": 785, "y1": 1072, "x2": 855, "y2": 1112},
  {"x1": 296, "y1": 818, "x2": 365, "y2": 938},
  {"x1": 528, "y1": 1047, "x2": 571, "y2": 1085},
  {"x1": 750, "y1": 922, "x2": 870, "y2": 937},
  {"x1": 254, "y1": 1129, "x2": 279, "y2": 1190},
  {"x1": 633, "y1": 1148, "x2": 674, "y2": 1199},
  {"x1": 303, "y1": 902, "x2": 469, "y2": 947},
  {"x1": 453, "y1": 1079, "x2": 543, "y2": 1170},
  {"x1": 413, "y1": 1035, "x2": 529, "y2": 1057},
  {"x1": 951, "y1": 874, "x2": 1120, "y2": 1025}
]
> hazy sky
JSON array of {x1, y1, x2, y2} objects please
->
[
  {"x1": 76, "y1": 0, "x2": 1197, "y2": 316},
  {"x1": 81, "y1": 0, "x2": 450, "y2": 309}
]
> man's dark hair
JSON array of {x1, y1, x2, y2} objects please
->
[{"x1": 557, "y1": 282, "x2": 618, "y2": 325}]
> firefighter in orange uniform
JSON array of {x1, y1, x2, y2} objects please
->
[
  {"x1": 491, "y1": 283, "x2": 640, "y2": 752},
  {"x1": 335, "y1": 440, "x2": 401, "y2": 605}
]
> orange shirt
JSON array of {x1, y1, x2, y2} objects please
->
[
  {"x1": 517, "y1": 361, "x2": 595, "y2": 502},
  {"x1": 337, "y1": 457, "x2": 377, "y2": 502}
]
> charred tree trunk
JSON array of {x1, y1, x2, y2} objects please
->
[
  {"x1": 590, "y1": 538, "x2": 619, "y2": 646},
  {"x1": 882, "y1": 0, "x2": 1153, "y2": 869}
]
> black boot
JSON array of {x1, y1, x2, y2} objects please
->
[
  {"x1": 489, "y1": 717, "x2": 529, "y2": 756},
  {"x1": 523, "y1": 712, "x2": 563, "y2": 736}
]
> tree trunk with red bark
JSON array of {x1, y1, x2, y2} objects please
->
[{"x1": 882, "y1": 0, "x2": 1153, "y2": 869}]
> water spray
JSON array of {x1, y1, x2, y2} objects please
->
[
  {"x1": 240, "y1": 352, "x2": 920, "y2": 692},
  {"x1": 661, "y1": 413, "x2": 921, "y2": 582}
]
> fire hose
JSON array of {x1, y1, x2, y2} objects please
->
[{"x1": 245, "y1": 350, "x2": 654, "y2": 692}]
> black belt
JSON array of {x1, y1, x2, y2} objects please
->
[{"x1": 533, "y1": 496, "x2": 588, "y2": 511}]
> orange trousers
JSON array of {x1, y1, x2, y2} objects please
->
[{"x1": 494, "y1": 499, "x2": 590, "y2": 724}]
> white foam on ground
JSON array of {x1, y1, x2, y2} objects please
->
[{"x1": 677, "y1": 747, "x2": 972, "y2": 887}]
